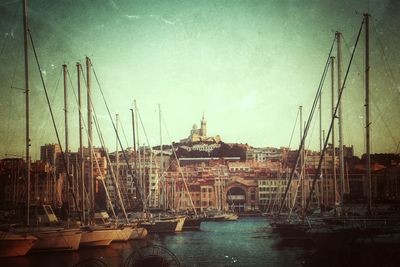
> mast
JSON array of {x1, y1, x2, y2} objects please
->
[
  {"x1": 23, "y1": 0, "x2": 30, "y2": 226},
  {"x1": 322, "y1": 129, "x2": 327, "y2": 205},
  {"x1": 115, "y1": 114, "x2": 119, "y2": 183},
  {"x1": 130, "y1": 108, "x2": 137, "y2": 201},
  {"x1": 299, "y1": 105, "x2": 305, "y2": 212},
  {"x1": 63, "y1": 64, "x2": 70, "y2": 205},
  {"x1": 319, "y1": 79, "x2": 323, "y2": 206},
  {"x1": 304, "y1": 19, "x2": 364, "y2": 215},
  {"x1": 77, "y1": 63, "x2": 85, "y2": 224},
  {"x1": 336, "y1": 31, "x2": 345, "y2": 211},
  {"x1": 330, "y1": 56, "x2": 337, "y2": 207},
  {"x1": 159, "y1": 104, "x2": 165, "y2": 210},
  {"x1": 134, "y1": 100, "x2": 142, "y2": 201},
  {"x1": 86, "y1": 56, "x2": 94, "y2": 218},
  {"x1": 364, "y1": 13, "x2": 372, "y2": 212}
]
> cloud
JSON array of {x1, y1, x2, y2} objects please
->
[
  {"x1": 108, "y1": 0, "x2": 140, "y2": 21},
  {"x1": 126, "y1": 15, "x2": 140, "y2": 20},
  {"x1": 150, "y1": 14, "x2": 175, "y2": 25}
]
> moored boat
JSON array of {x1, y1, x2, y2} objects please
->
[
  {"x1": 0, "y1": 231, "x2": 37, "y2": 257},
  {"x1": 223, "y1": 212, "x2": 239, "y2": 221},
  {"x1": 80, "y1": 226, "x2": 118, "y2": 247},
  {"x1": 176, "y1": 216, "x2": 186, "y2": 231},
  {"x1": 113, "y1": 226, "x2": 134, "y2": 242},
  {"x1": 140, "y1": 220, "x2": 178, "y2": 234},
  {"x1": 182, "y1": 216, "x2": 203, "y2": 231},
  {"x1": 29, "y1": 228, "x2": 82, "y2": 252},
  {"x1": 129, "y1": 227, "x2": 148, "y2": 240}
]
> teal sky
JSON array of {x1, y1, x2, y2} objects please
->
[{"x1": 0, "y1": 0, "x2": 399, "y2": 159}]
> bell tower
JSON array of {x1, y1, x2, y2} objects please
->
[{"x1": 200, "y1": 113, "x2": 207, "y2": 137}]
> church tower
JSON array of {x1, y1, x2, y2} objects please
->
[{"x1": 200, "y1": 113, "x2": 207, "y2": 137}]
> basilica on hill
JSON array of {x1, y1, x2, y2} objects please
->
[{"x1": 180, "y1": 114, "x2": 221, "y2": 143}]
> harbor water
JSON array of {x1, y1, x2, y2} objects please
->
[{"x1": 1, "y1": 217, "x2": 400, "y2": 266}]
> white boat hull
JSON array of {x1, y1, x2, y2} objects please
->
[
  {"x1": 80, "y1": 228, "x2": 118, "y2": 247},
  {"x1": 0, "y1": 232, "x2": 37, "y2": 257},
  {"x1": 113, "y1": 227, "x2": 134, "y2": 242},
  {"x1": 224, "y1": 213, "x2": 239, "y2": 221},
  {"x1": 30, "y1": 229, "x2": 82, "y2": 251},
  {"x1": 175, "y1": 216, "x2": 186, "y2": 232}
]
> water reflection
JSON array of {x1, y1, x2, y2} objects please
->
[{"x1": 3, "y1": 217, "x2": 397, "y2": 266}]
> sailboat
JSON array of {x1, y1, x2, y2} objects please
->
[
  {"x1": 76, "y1": 58, "x2": 119, "y2": 247},
  {"x1": 129, "y1": 103, "x2": 183, "y2": 234},
  {"x1": 270, "y1": 27, "x2": 341, "y2": 241},
  {"x1": 0, "y1": 231, "x2": 37, "y2": 257},
  {"x1": 303, "y1": 14, "x2": 400, "y2": 248},
  {"x1": 2, "y1": 0, "x2": 83, "y2": 254}
]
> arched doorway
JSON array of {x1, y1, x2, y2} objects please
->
[{"x1": 226, "y1": 187, "x2": 246, "y2": 212}]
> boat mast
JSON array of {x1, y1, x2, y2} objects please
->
[
  {"x1": 134, "y1": 100, "x2": 143, "y2": 203},
  {"x1": 336, "y1": 31, "x2": 345, "y2": 212},
  {"x1": 364, "y1": 13, "x2": 372, "y2": 212},
  {"x1": 159, "y1": 104, "x2": 165, "y2": 211},
  {"x1": 86, "y1": 56, "x2": 94, "y2": 219},
  {"x1": 319, "y1": 80, "x2": 323, "y2": 206},
  {"x1": 322, "y1": 129, "x2": 327, "y2": 205},
  {"x1": 330, "y1": 55, "x2": 337, "y2": 207},
  {"x1": 130, "y1": 108, "x2": 137, "y2": 202},
  {"x1": 299, "y1": 105, "x2": 305, "y2": 213},
  {"x1": 63, "y1": 64, "x2": 70, "y2": 206},
  {"x1": 23, "y1": 0, "x2": 30, "y2": 226},
  {"x1": 115, "y1": 114, "x2": 119, "y2": 183},
  {"x1": 77, "y1": 63, "x2": 85, "y2": 224}
]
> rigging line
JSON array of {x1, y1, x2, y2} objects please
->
[
  {"x1": 0, "y1": 2, "x2": 19, "y2": 60},
  {"x1": 278, "y1": 36, "x2": 336, "y2": 215},
  {"x1": 28, "y1": 29, "x2": 81, "y2": 220},
  {"x1": 305, "y1": 18, "x2": 365, "y2": 215},
  {"x1": 5, "y1": 47, "x2": 22, "y2": 155},
  {"x1": 50, "y1": 64, "x2": 63, "y2": 105},
  {"x1": 282, "y1": 108, "x2": 300, "y2": 171},
  {"x1": 162, "y1": 116, "x2": 197, "y2": 216},
  {"x1": 134, "y1": 106, "x2": 158, "y2": 206},
  {"x1": 69, "y1": 68, "x2": 122, "y2": 221},
  {"x1": 90, "y1": 100, "x2": 123, "y2": 221},
  {"x1": 306, "y1": 105, "x2": 319, "y2": 151},
  {"x1": 66, "y1": 68, "x2": 78, "y2": 115},
  {"x1": 344, "y1": 32, "x2": 398, "y2": 151},
  {"x1": 119, "y1": 120, "x2": 130, "y2": 148},
  {"x1": 136, "y1": 108, "x2": 153, "y2": 150},
  {"x1": 371, "y1": 100, "x2": 398, "y2": 150},
  {"x1": 271, "y1": 109, "x2": 299, "y2": 212},
  {"x1": 342, "y1": 36, "x2": 363, "y2": 78},
  {"x1": 371, "y1": 16, "x2": 400, "y2": 40},
  {"x1": 371, "y1": 23, "x2": 399, "y2": 93},
  {"x1": 94, "y1": 111, "x2": 132, "y2": 215},
  {"x1": 82, "y1": 66, "x2": 130, "y2": 220},
  {"x1": 68, "y1": 65, "x2": 100, "y2": 214},
  {"x1": 89, "y1": 60, "x2": 146, "y2": 209}
]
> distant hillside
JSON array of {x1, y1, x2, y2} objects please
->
[{"x1": 175, "y1": 142, "x2": 246, "y2": 160}]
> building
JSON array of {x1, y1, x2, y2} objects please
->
[
  {"x1": 246, "y1": 147, "x2": 283, "y2": 162},
  {"x1": 180, "y1": 114, "x2": 221, "y2": 143}
]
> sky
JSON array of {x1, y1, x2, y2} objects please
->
[{"x1": 0, "y1": 0, "x2": 399, "y2": 160}]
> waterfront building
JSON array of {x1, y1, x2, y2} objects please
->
[
  {"x1": 246, "y1": 147, "x2": 284, "y2": 162},
  {"x1": 105, "y1": 147, "x2": 163, "y2": 210}
]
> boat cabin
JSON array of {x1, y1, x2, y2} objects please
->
[
  {"x1": 94, "y1": 211, "x2": 111, "y2": 225},
  {"x1": 29, "y1": 205, "x2": 59, "y2": 224}
]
